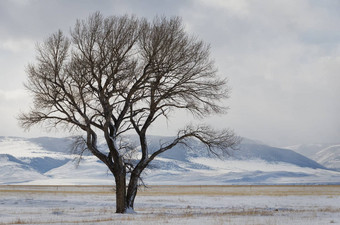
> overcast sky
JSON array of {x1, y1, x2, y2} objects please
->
[{"x1": 0, "y1": 0, "x2": 339, "y2": 146}]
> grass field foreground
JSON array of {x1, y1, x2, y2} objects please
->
[{"x1": 0, "y1": 185, "x2": 339, "y2": 225}]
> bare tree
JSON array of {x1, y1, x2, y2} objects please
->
[{"x1": 19, "y1": 12, "x2": 240, "y2": 213}]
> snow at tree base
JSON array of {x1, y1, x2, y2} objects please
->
[{"x1": 0, "y1": 136, "x2": 340, "y2": 185}]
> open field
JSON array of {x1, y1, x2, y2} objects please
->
[{"x1": 0, "y1": 185, "x2": 339, "y2": 224}]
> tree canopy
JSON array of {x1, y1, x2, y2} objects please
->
[{"x1": 19, "y1": 12, "x2": 239, "y2": 213}]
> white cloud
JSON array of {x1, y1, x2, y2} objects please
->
[
  {"x1": 182, "y1": 0, "x2": 340, "y2": 145},
  {"x1": 198, "y1": 0, "x2": 249, "y2": 16},
  {"x1": 0, "y1": 38, "x2": 35, "y2": 53},
  {"x1": 0, "y1": 89, "x2": 27, "y2": 102}
]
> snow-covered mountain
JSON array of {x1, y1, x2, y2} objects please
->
[
  {"x1": 286, "y1": 143, "x2": 340, "y2": 171},
  {"x1": 314, "y1": 145, "x2": 340, "y2": 170},
  {"x1": 0, "y1": 136, "x2": 339, "y2": 185},
  {"x1": 285, "y1": 143, "x2": 331, "y2": 158}
]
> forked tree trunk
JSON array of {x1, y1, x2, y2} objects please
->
[
  {"x1": 114, "y1": 170, "x2": 127, "y2": 213},
  {"x1": 126, "y1": 172, "x2": 140, "y2": 210},
  {"x1": 114, "y1": 171, "x2": 139, "y2": 213}
]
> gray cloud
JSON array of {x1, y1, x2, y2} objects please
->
[
  {"x1": 180, "y1": 0, "x2": 340, "y2": 145},
  {"x1": 0, "y1": 0, "x2": 339, "y2": 146}
]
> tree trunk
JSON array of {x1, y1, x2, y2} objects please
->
[
  {"x1": 114, "y1": 169, "x2": 127, "y2": 213},
  {"x1": 126, "y1": 171, "x2": 140, "y2": 210}
]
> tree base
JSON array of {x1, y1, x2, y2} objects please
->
[{"x1": 125, "y1": 207, "x2": 136, "y2": 214}]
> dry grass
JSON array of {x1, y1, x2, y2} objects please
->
[
  {"x1": 137, "y1": 185, "x2": 340, "y2": 196},
  {"x1": 1, "y1": 185, "x2": 339, "y2": 196},
  {"x1": 0, "y1": 185, "x2": 115, "y2": 195},
  {"x1": 1, "y1": 218, "x2": 117, "y2": 225}
]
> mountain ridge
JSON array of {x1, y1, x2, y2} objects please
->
[
  {"x1": 285, "y1": 143, "x2": 340, "y2": 170},
  {"x1": 0, "y1": 135, "x2": 339, "y2": 185}
]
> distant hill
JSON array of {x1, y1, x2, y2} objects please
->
[
  {"x1": 315, "y1": 145, "x2": 340, "y2": 170},
  {"x1": 286, "y1": 143, "x2": 340, "y2": 171},
  {"x1": 140, "y1": 136, "x2": 326, "y2": 169},
  {"x1": 285, "y1": 143, "x2": 331, "y2": 158},
  {"x1": 0, "y1": 154, "x2": 47, "y2": 184},
  {"x1": 0, "y1": 136, "x2": 339, "y2": 185}
]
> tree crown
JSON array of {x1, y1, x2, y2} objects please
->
[{"x1": 19, "y1": 12, "x2": 239, "y2": 169}]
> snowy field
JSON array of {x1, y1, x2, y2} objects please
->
[{"x1": 0, "y1": 185, "x2": 339, "y2": 225}]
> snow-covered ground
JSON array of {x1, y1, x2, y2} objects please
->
[{"x1": 0, "y1": 185, "x2": 339, "y2": 225}]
